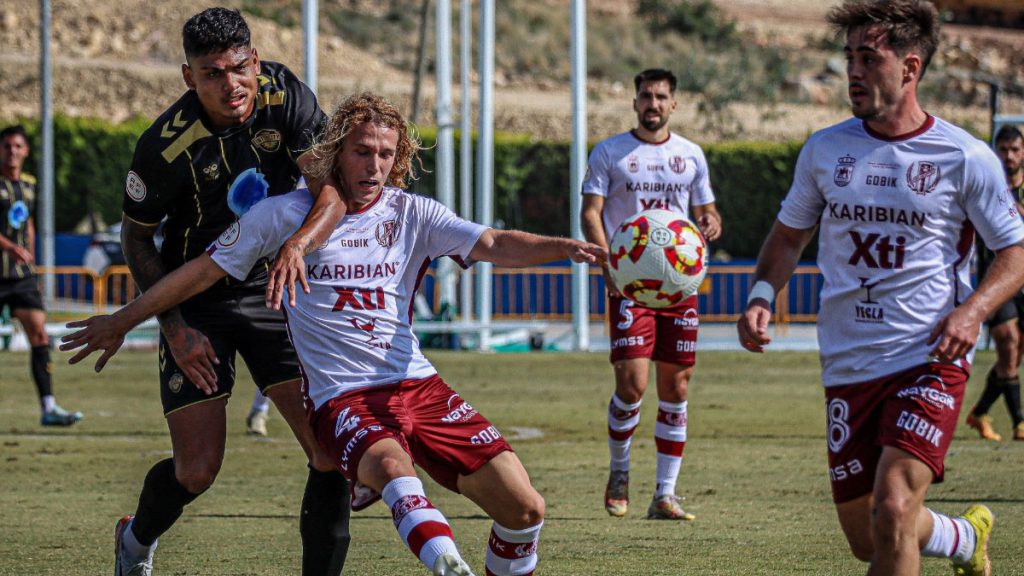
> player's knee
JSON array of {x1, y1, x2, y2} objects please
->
[
  {"x1": 175, "y1": 459, "x2": 222, "y2": 493},
  {"x1": 507, "y1": 490, "x2": 545, "y2": 529},
  {"x1": 309, "y1": 453, "x2": 336, "y2": 473},
  {"x1": 871, "y1": 495, "x2": 914, "y2": 549}
]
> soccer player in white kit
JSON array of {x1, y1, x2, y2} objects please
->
[
  {"x1": 737, "y1": 2, "x2": 1024, "y2": 575},
  {"x1": 581, "y1": 68, "x2": 722, "y2": 520},
  {"x1": 60, "y1": 92, "x2": 606, "y2": 576}
]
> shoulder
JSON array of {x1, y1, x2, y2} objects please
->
[
  {"x1": 257, "y1": 60, "x2": 309, "y2": 100},
  {"x1": 928, "y1": 116, "x2": 991, "y2": 160},
  {"x1": 668, "y1": 132, "x2": 706, "y2": 156},
  {"x1": 19, "y1": 173, "x2": 36, "y2": 186},
  {"x1": 801, "y1": 118, "x2": 861, "y2": 155},
  {"x1": 134, "y1": 91, "x2": 210, "y2": 165}
]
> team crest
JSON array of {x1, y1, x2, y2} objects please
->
[
  {"x1": 906, "y1": 161, "x2": 941, "y2": 195},
  {"x1": 375, "y1": 219, "x2": 401, "y2": 248},
  {"x1": 833, "y1": 155, "x2": 856, "y2": 187},
  {"x1": 203, "y1": 162, "x2": 221, "y2": 181},
  {"x1": 218, "y1": 221, "x2": 241, "y2": 247},
  {"x1": 126, "y1": 170, "x2": 147, "y2": 202},
  {"x1": 668, "y1": 156, "x2": 686, "y2": 174},
  {"x1": 168, "y1": 373, "x2": 184, "y2": 394},
  {"x1": 252, "y1": 129, "x2": 282, "y2": 153},
  {"x1": 627, "y1": 155, "x2": 640, "y2": 174}
]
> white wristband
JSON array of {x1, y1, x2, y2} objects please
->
[{"x1": 747, "y1": 280, "x2": 775, "y2": 306}]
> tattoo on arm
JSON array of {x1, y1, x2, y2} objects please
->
[{"x1": 121, "y1": 219, "x2": 186, "y2": 332}]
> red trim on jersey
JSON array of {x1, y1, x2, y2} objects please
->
[
  {"x1": 206, "y1": 245, "x2": 218, "y2": 256},
  {"x1": 629, "y1": 129, "x2": 671, "y2": 146},
  {"x1": 862, "y1": 114, "x2": 935, "y2": 142},
  {"x1": 350, "y1": 188, "x2": 386, "y2": 215},
  {"x1": 953, "y1": 220, "x2": 976, "y2": 306},
  {"x1": 409, "y1": 257, "x2": 432, "y2": 323}
]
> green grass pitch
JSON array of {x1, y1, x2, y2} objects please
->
[{"x1": 1, "y1": 348, "x2": 1022, "y2": 575}]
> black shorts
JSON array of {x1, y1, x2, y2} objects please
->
[
  {"x1": 0, "y1": 277, "x2": 44, "y2": 312},
  {"x1": 160, "y1": 285, "x2": 300, "y2": 415},
  {"x1": 986, "y1": 293, "x2": 1024, "y2": 329}
]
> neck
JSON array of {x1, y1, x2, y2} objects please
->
[
  {"x1": 1, "y1": 166, "x2": 20, "y2": 181},
  {"x1": 633, "y1": 126, "x2": 669, "y2": 144},
  {"x1": 864, "y1": 99, "x2": 927, "y2": 139}
]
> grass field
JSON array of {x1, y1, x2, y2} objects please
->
[{"x1": 1, "y1": 348, "x2": 1022, "y2": 575}]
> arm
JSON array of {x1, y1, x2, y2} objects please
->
[
  {"x1": 928, "y1": 242, "x2": 1024, "y2": 363},
  {"x1": 736, "y1": 220, "x2": 817, "y2": 352},
  {"x1": 468, "y1": 229, "x2": 606, "y2": 268},
  {"x1": 0, "y1": 220, "x2": 34, "y2": 265},
  {"x1": 581, "y1": 193, "x2": 620, "y2": 297},
  {"x1": 690, "y1": 202, "x2": 723, "y2": 242},
  {"x1": 265, "y1": 154, "x2": 347, "y2": 310},
  {"x1": 61, "y1": 254, "x2": 228, "y2": 382}
]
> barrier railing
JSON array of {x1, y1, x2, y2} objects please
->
[{"x1": 27, "y1": 264, "x2": 824, "y2": 327}]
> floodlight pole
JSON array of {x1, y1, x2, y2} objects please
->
[
  {"x1": 302, "y1": 0, "x2": 318, "y2": 92},
  {"x1": 475, "y1": 0, "x2": 495, "y2": 350},
  {"x1": 436, "y1": 0, "x2": 457, "y2": 312},
  {"x1": 39, "y1": 0, "x2": 55, "y2": 301},
  {"x1": 570, "y1": 0, "x2": 589, "y2": 351}
]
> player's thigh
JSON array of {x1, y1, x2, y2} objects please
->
[
  {"x1": 233, "y1": 291, "x2": 301, "y2": 390},
  {"x1": 608, "y1": 294, "x2": 656, "y2": 369},
  {"x1": 265, "y1": 379, "x2": 334, "y2": 468},
  {"x1": 166, "y1": 398, "x2": 228, "y2": 485},
  {"x1": 873, "y1": 446, "x2": 933, "y2": 512},
  {"x1": 159, "y1": 329, "x2": 237, "y2": 414},
  {"x1": 458, "y1": 451, "x2": 544, "y2": 529},
  {"x1": 836, "y1": 494, "x2": 874, "y2": 560},
  {"x1": 613, "y1": 357, "x2": 650, "y2": 400},
  {"x1": 358, "y1": 437, "x2": 418, "y2": 492},
  {"x1": 651, "y1": 295, "x2": 699, "y2": 368},
  {"x1": 10, "y1": 306, "x2": 47, "y2": 343}
]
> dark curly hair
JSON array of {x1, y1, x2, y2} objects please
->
[
  {"x1": 306, "y1": 93, "x2": 420, "y2": 189},
  {"x1": 827, "y1": 0, "x2": 940, "y2": 78},
  {"x1": 182, "y1": 7, "x2": 251, "y2": 60}
]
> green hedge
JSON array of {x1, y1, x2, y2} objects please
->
[{"x1": 15, "y1": 117, "x2": 805, "y2": 259}]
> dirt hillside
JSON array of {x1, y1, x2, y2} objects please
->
[{"x1": 1, "y1": 0, "x2": 1021, "y2": 142}]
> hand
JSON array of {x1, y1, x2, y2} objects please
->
[
  {"x1": 927, "y1": 305, "x2": 982, "y2": 364},
  {"x1": 60, "y1": 315, "x2": 127, "y2": 372},
  {"x1": 567, "y1": 241, "x2": 607, "y2": 265},
  {"x1": 697, "y1": 213, "x2": 722, "y2": 242},
  {"x1": 737, "y1": 300, "x2": 772, "y2": 352},
  {"x1": 7, "y1": 245, "x2": 34, "y2": 265},
  {"x1": 162, "y1": 323, "x2": 220, "y2": 395},
  {"x1": 602, "y1": 266, "x2": 621, "y2": 298},
  {"x1": 266, "y1": 239, "x2": 310, "y2": 310}
]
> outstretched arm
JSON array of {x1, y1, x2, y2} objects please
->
[
  {"x1": 61, "y1": 254, "x2": 228, "y2": 386},
  {"x1": 736, "y1": 220, "x2": 816, "y2": 353},
  {"x1": 468, "y1": 228, "x2": 607, "y2": 267},
  {"x1": 266, "y1": 156, "x2": 346, "y2": 310}
]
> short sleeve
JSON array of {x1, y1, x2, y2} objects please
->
[
  {"x1": 207, "y1": 193, "x2": 305, "y2": 280},
  {"x1": 281, "y1": 69, "x2": 327, "y2": 157},
  {"x1": 122, "y1": 141, "x2": 179, "y2": 226},
  {"x1": 418, "y1": 196, "x2": 487, "y2": 263},
  {"x1": 963, "y1": 142, "x2": 1024, "y2": 251},
  {"x1": 690, "y1": 147, "x2": 716, "y2": 207},
  {"x1": 581, "y1": 141, "x2": 610, "y2": 197},
  {"x1": 778, "y1": 138, "x2": 826, "y2": 230}
]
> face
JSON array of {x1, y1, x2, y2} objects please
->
[
  {"x1": 633, "y1": 79, "x2": 677, "y2": 133},
  {"x1": 995, "y1": 137, "x2": 1024, "y2": 179},
  {"x1": 844, "y1": 26, "x2": 917, "y2": 122},
  {"x1": 334, "y1": 122, "x2": 399, "y2": 210},
  {"x1": 183, "y1": 46, "x2": 260, "y2": 130},
  {"x1": 0, "y1": 134, "x2": 29, "y2": 172}
]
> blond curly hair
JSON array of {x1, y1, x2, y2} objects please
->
[{"x1": 305, "y1": 92, "x2": 420, "y2": 189}]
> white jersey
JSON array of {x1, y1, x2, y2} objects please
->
[
  {"x1": 581, "y1": 131, "x2": 716, "y2": 239},
  {"x1": 779, "y1": 115, "x2": 1024, "y2": 387},
  {"x1": 208, "y1": 187, "x2": 486, "y2": 409}
]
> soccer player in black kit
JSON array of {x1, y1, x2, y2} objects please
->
[{"x1": 111, "y1": 8, "x2": 349, "y2": 576}]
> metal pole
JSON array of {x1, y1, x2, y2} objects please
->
[
  {"x1": 476, "y1": 0, "x2": 495, "y2": 350},
  {"x1": 436, "y1": 0, "x2": 457, "y2": 313},
  {"x1": 302, "y1": 0, "x2": 318, "y2": 93},
  {"x1": 39, "y1": 0, "x2": 55, "y2": 301},
  {"x1": 459, "y1": 0, "x2": 474, "y2": 327},
  {"x1": 570, "y1": 0, "x2": 589, "y2": 351}
]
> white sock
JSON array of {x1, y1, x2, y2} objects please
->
[
  {"x1": 654, "y1": 400, "x2": 687, "y2": 498},
  {"x1": 122, "y1": 518, "x2": 156, "y2": 558},
  {"x1": 608, "y1": 394, "x2": 641, "y2": 471},
  {"x1": 41, "y1": 395, "x2": 56, "y2": 413},
  {"x1": 381, "y1": 476, "x2": 461, "y2": 571},
  {"x1": 951, "y1": 515, "x2": 977, "y2": 563},
  {"x1": 486, "y1": 521, "x2": 543, "y2": 576},
  {"x1": 921, "y1": 509, "x2": 957, "y2": 557},
  {"x1": 250, "y1": 389, "x2": 270, "y2": 414}
]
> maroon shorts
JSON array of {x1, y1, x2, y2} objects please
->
[
  {"x1": 607, "y1": 293, "x2": 698, "y2": 365},
  {"x1": 310, "y1": 374, "x2": 512, "y2": 494},
  {"x1": 824, "y1": 363, "x2": 967, "y2": 503}
]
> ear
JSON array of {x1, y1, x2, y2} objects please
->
[
  {"x1": 902, "y1": 53, "x2": 922, "y2": 84},
  {"x1": 251, "y1": 47, "x2": 261, "y2": 69},
  {"x1": 632, "y1": 97, "x2": 640, "y2": 113},
  {"x1": 182, "y1": 63, "x2": 196, "y2": 90}
]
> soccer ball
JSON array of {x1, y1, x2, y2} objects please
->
[{"x1": 607, "y1": 209, "x2": 708, "y2": 308}]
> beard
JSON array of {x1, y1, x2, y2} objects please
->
[{"x1": 639, "y1": 113, "x2": 668, "y2": 133}]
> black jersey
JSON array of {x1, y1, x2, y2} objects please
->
[
  {"x1": 0, "y1": 174, "x2": 36, "y2": 280},
  {"x1": 123, "y1": 60, "x2": 326, "y2": 284}
]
